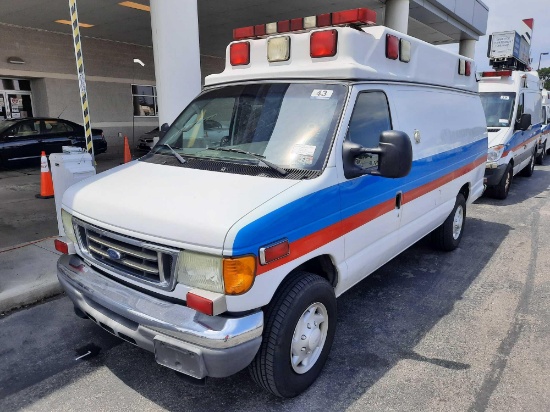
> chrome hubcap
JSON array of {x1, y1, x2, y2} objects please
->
[
  {"x1": 452, "y1": 205, "x2": 464, "y2": 240},
  {"x1": 290, "y1": 302, "x2": 328, "y2": 374}
]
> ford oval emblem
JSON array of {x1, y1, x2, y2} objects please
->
[{"x1": 107, "y1": 248, "x2": 122, "y2": 260}]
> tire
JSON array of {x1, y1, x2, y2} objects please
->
[
  {"x1": 490, "y1": 163, "x2": 513, "y2": 200},
  {"x1": 536, "y1": 143, "x2": 546, "y2": 165},
  {"x1": 432, "y1": 194, "x2": 466, "y2": 251},
  {"x1": 520, "y1": 150, "x2": 535, "y2": 177},
  {"x1": 249, "y1": 272, "x2": 337, "y2": 398}
]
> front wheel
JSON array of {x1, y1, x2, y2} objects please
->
[
  {"x1": 432, "y1": 194, "x2": 466, "y2": 251},
  {"x1": 520, "y1": 150, "x2": 535, "y2": 177},
  {"x1": 249, "y1": 272, "x2": 336, "y2": 398}
]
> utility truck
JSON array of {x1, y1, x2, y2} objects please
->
[{"x1": 55, "y1": 8, "x2": 487, "y2": 397}]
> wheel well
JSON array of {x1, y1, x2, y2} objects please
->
[
  {"x1": 291, "y1": 255, "x2": 338, "y2": 288},
  {"x1": 459, "y1": 183, "x2": 470, "y2": 202}
]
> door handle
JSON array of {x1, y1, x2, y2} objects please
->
[{"x1": 395, "y1": 192, "x2": 403, "y2": 209}]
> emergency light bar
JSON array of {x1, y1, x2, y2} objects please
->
[
  {"x1": 233, "y1": 7, "x2": 377, "y2": 40},
  {"x1": 481, "y1": 70, "x2": 513, "y2": 78}
]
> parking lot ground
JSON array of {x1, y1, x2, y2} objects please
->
[
  {"x1": 0, "y1": 153, "x2": 125, "y2": 250},
  {"x1": 0, "y1": 162, "x2": 549, "y2": 411}
]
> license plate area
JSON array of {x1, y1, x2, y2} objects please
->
[{"x1": 154, "y1": 336, "x2": 207, "y2": 379}]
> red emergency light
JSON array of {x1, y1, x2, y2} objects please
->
[
  {"x1": 386, "y1": 34, "x2": 399, "y2": 60},
  {"x1": 310, "y1": 30, "x2": 338, "y2": 58},
  {"x1": 332, "y1": 8, "x2": 377, "y2": 26},
  {"x1": 482, "y1": 70, "x2": 512, "y2": 78},
  {"x1": 230, "y1": 41, "x2": 250, "y2": 66},
  {"x1": 231, "y1": 7, "x2": 376, "y2": 40}
]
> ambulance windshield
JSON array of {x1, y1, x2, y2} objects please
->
[
  {"x1": 480, "y1": 92, "x2": 516, "y2": 128},
  {"x1": 146, "y1": 83, "x2": 347, "y2": 175}
]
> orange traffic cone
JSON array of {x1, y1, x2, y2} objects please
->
[
  {"x1": 123, "y1": 136, "x2": 132, "y2": 163},
  {"x1": 36, "y1": 151, "x2": 54, "y2": 199}
]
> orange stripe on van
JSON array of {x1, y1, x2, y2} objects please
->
[{"x1": 256, "y1": 154, "x2": 486, "y2": 275}]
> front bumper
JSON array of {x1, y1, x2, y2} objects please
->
[
  {"x1": 57, "y1": 254, "x2": 263, "y2": 379},
  {"x1": 484, "y1": 163, "x2": 508, "y2": 187}
]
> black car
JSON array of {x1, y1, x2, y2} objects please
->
[{"x1": 0, "y1": 117, "x2": 106, "y2": 167}]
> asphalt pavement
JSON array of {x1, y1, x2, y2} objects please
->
[{"x1": 1, "y1": 162, "x2": 549, "y2": 411}]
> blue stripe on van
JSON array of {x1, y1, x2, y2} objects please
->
[{"x1": 231, "y1": 138, "x2": 487, "y2": 256}]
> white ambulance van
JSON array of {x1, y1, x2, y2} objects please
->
[
  {"x1": 480, "y1": 70, "x2": 543, "y2": 198},
  {"x1": 55, "y1": 8, "x2": 487, "y2": 397}
]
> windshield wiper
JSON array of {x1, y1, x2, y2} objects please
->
[
  {"x1": 206, "y1": 147, "x2": 288, "y2": 176},
  {"x1": 156, "y1": 144, "x2": 186, "y2": 164}
]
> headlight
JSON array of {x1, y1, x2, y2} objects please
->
[
  {"x1": 61, "y1": 209, "x2": 77, "y2": 243},
  {"x1": 177, "y1": 251, "x2": 224, "y2": 293},
  {"x1": 487, "y1": 145, "x2": 505, "y2": 162},
  {"x1": 176, "y1": 251, "x2": 256, "y2": 295}
]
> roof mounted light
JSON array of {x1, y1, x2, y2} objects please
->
[
  {"x1": 233, "y1": 26, "x2": 254, "y2": 40},
  {"x1": 230, "y1": 42, "x2": 250, "y2": 66},
  {"x1": 481, "y1": 70, "x2": 512, "y2": 78},
  {"x1": 332, "y1": 8, "x2": 376, "y2": 26},
  {"x1": 267, "y1": 36, "x2": 291, "y2": 62},
  {"x1": 310, "y1": 29, "x2": 338, "y2": 58},
  {"x1": 386, "y1": 34, "x2": 399, "y2": 60}
]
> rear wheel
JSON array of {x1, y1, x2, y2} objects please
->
[
  {"x1": 520, "y1": 150, "x2": 535, "y2": 177},
  {"x1": 536, "y1": 143, "x2": 546, "y2": 165},
  {"x1": 249, "y1": 272, "x2": 336, "y2": 398},
  {"x1": 432, "y1": 194, "x2": 466, "y2": 251}
]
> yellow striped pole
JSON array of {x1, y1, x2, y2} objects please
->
[{"x1": 69, "y1": 0, "x2": 95, "y2": 160}]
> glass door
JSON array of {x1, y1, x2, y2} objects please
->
[
  {"x1": 8, "y1": 93, "x2": 33, "y2": 119},
  {"x1": 0, "y1": 93, "x2": 7, "y2": 120}
]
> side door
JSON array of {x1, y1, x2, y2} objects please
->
[
  {"x1": 338, "y1": 87, "x2": 402, "y2": 291},
  {"x1": 511, "y1": 92, "x2": 532, "y2": 171},
  {"x1": 39, "y1": 119, "x2": 74, "y2": 155},
  {"x1": 0, "y1": 120, "x2": 42, "y2": 162}
]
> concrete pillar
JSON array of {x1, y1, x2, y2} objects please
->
[
  {"x1": 384, "y1": 0, "x2": 409, "y2": 34},
  {"x1": 459, "y1": 39, "x2": 476, "y2": 59},
  {"x1": 150, "y1": 0, "x2": 201, "y2": 126}
]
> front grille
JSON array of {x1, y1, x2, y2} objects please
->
[
  {"x1": 488, "y1": 128, "x2": 501, "y2": 133},
  {"x1": 74, "y1": 219, "x2": 179, "y2": 290}
]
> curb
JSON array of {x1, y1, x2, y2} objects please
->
[{"x1": 0, "y1": 279, "x2": 63, "y2": 315}]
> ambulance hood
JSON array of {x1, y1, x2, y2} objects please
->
[
  {"x1": 488, "y1": 127, "x2": 511, "y2": 148},
  {"x1": 62, "y1": 161, "x2": 300, "y2": 251}
]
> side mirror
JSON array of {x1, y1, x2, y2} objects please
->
[
  {"x1": 343, "y1": 130, "x2": 413, "y2": 179},
  {"x1": 159, "y1": 123, "x2": 170, "y2": 138},
  {"x1": 516, "y1": 113, "x2": 531, "y2": 131}
]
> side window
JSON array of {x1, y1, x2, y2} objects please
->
[
  {"x1": 347, "y1": 91, "x2": 392, "y2": 148},
  {"x1": 43, "y1": 120, "x2": 72, "y2": 135},
  {"x1": 8, "y1": 120, "x2": 40, "y2": 138},
  {"x1": 346, "y1": 91, "x2": 392, "y2": 169},
  {"x1": 516, "y1": 93, "x2": 525, "y2": 123},
  {"x1": 543, "y1": 107, "x2": 548, "y2": 125}
]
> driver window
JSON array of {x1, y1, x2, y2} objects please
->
[
  {"x1": 347, "y1": 91, "x2": 392, "y2": 148},
  {"x1": 516, "y1": 93, "x2": 524, "y2": 123},
  {"x1": 347, "y1": 91, "x2": 392, "y2": 169},
  {"x1": 9, "y1": 120, "x2": 40, "y2": 138}
]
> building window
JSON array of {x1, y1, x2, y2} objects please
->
[{"x1": 132, "y1": 84, "x2": 158, "y2": 117}]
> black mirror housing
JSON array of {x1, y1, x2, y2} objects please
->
[
  {"x1": 159, "y1": 123, "x2": 170, "y2": 138},
  {"x1": 517, "y1": 113, "x2": 531, "y2": 131},
  {"x1": 343, "y1": 130, "x2": 413, "y2": 179}
]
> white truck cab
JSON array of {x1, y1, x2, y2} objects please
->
[
  {"x1": 480, "y1": 70, "x2": 543, "y2": 198},
  {"x1": 56, "y1": 8, "x2": 487, "y2": 397}
]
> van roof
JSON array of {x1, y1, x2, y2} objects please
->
[
  {"x1": 479, "y1": 70, "x2": 542, "y2": 93},
  {"x1": 205, "y1": 26, "x2": 477, "y2": 93}
]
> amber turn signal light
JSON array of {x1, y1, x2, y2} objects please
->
[{"x1": 223, "y1": 256, "x2": 256, "y2": 295}]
